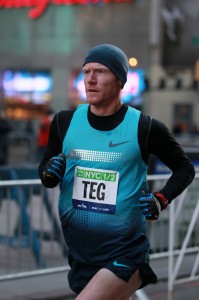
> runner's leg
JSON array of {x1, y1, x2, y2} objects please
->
[{"x1": 75, "y1": 268, "x2": 141, "y2": 300}]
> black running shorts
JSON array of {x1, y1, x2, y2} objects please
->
[{"x1": 67, "y1": 251, "x2": 157, "y2": 295}]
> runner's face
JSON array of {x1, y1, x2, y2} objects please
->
[{"x1": 82, "y1": 62, "x2": 122, "y2": 108}]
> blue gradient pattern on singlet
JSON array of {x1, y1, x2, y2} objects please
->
[{"x1": 59, "y1": 104, "x2": 149, "y2": 264}]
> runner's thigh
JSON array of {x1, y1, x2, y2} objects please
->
[{"x1": 75, "y1": 268, "x2": 142, "y2": 300}]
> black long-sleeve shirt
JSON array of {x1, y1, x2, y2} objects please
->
[{"x1": 38, "y1": 104, "x2": 195, "y2": 202}]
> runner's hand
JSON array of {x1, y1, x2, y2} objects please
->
[
  {"x1": 139, "y1": 192, "x2": 162, "y2": 221},
  {"x1": 43, "y1": 153, "x2": 66, "y2": 183}
]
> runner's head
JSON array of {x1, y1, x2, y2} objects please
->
[{"x1": 83, "y1": 44, "x2": 129, "y2": 88}]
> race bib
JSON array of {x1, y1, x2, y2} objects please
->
[{"x1": 72, "y1": 166, "x2": 119, "y2": 214}]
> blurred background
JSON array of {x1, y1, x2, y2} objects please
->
[
  {"x1": 0, "y1": 0, "x2": 199, "y2": 299},
  {"x1": 0, "y1": 0, "x2": 199, "y2": 167}
]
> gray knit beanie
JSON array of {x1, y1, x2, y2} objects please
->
[{"x1": 83, "y1": 44, "x2": 129, "y2": 88}]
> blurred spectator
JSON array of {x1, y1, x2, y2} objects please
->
[
  {"x1": 189, "y1": 123, "x2": 199, "y2": 134},
  {"x1": 173, "y1": 118, "x2": 184, "y2": 134},
  {"x1": 173, "y1": 120, "x2": 199, "y2": 135},
  {"x1": 37, "y1": 108, "x2": 54, "y2": 161},
  {"x1": 25, "y1": 120, "x2": 35, "y2": 135},
  {"x1": 0, "y1": 112, "x2": 12, "y2": 165}
]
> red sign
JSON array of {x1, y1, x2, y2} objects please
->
[{"x1": 0, "y1": 0, "x2": 135, "y2": 19}]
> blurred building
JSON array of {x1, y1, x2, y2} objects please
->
[{"x1": 0, "y1": 0, "x2": 198, "y2": 133}]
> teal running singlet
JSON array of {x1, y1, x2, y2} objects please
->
[{"x1": 59, "y1": 104, "x2": 149, "y2": 264}]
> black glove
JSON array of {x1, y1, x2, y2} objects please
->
[
  {"x1": 42, "y1": 153, "x2": 66, "y2": 186},
  {"x1": 139, "y1": 192, "x2": 168, "y2": 221}
]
